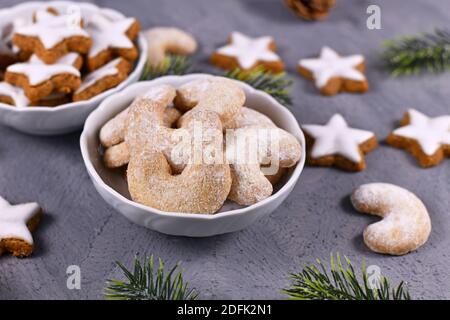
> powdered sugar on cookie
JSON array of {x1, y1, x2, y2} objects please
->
[{"x1": 351, "y1": 183, "x2": 431, "y2": 255}]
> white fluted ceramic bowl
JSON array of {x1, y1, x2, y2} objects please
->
[
  {"x1": 80, "y1": 74, "x2": 306, "y2": 237},
  {"x1": 0, "y1": 1, "x2": 147, "y2": 135}
]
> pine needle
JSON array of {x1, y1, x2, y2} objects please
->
[
  {"x1": 282, "y1": 253, "x2": 411, "y2": 300},
  {"x1": 224, "y1": 67, "x2": 293, "y2": 106},
  {"x1": 382, "y1": 28, "x2": 450, "y2": 76},
  {"x1": 140, "y1": 54, "x2": 192, "y2": 80},
  {"x1": 104, "y1": 255, "x2": 198, "y2": 300}
]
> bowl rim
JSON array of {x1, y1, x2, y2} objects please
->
[
  {"x1": 0, "y1": 0, "x2": 148, "y2": 113},
  {"x1": 80, "y1": 74, "x2": 306, "y2": 221}
]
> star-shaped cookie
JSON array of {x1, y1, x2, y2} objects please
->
[
  {"x1": 0, "y1": 196, "x2": 42, "y2": 257},
  {"x1": 12, "y1": 9, "x2": 91, "y2": 64},
  {"x1": 297, "y1": 46, "x2": 368, "y2": 96},
  {"x1": 86, "y1": 13, "x2": 140, "y2": 70},
  {"x1": 387, "y1": 109, "x2": 450, "y2": 167},
  {"x1": 0, "y1": 81, "x2": 30, "y2": 107},
  {"x1": 211, "y1": 31, "x2": 284, "y2": 72},
  {"x1": 302, "y1": 114, "x2": 377, "y2": 171}
]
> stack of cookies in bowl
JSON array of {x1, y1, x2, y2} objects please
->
[
  {"x1": 97, "y1": 76, "x2": 302, "y2": 214},
  {"x1": 0, "y1": 5, "x2": 140, "y2": 107}
]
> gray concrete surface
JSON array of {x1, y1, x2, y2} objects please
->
[{"x1": 0, "y1": 0, "x2": 449, "y2": 299}]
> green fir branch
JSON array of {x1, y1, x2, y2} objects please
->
[
  {"x1": 282, "y1": 253, "x2": 411, "y2": 300},
  {"x1": 140, "y1": 54, "x2": 192, "y2": 80},
  {"x1": 104, "y1": 255, "x2": 198, "y2": 300},
  {"x1": 382, "y1": 28, "x2": 450, "y2": 76},
  {"x1": 224, "y1": 67, "x2": 293, "y2": 106}
]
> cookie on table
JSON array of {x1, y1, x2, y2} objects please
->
[
  {"x1": 211, "y1": 31, "x2": 284, "y2": 72},
  {"x1": 0, "y1": 196, "x2": 43, "y2": 258},
  {"x1": 12, "y1": 8, "x2": 91, "y2": 64},
  {"x1": 297, "y1": 46, "x2": 368, "y2": 96},
  {"x1": 387, "y1": 109, "x2": 450, "y2": 167},
  {"x1": 86, "y1": 13, "x2": 140, "y2": 71},
  {"x1": 144, "y1": 27, "x2": 197, "y2": 68},
  {"x1": 0, "y1": 81, "x2": 29, "y2": 107},
  {"x1": 5, "y1": 53, "x2": 82, "y2": 102},
  {"x1": 351, "y1": 183, "x2": 431, "y2": 256},
  {"x1": 302, "y1": 114, "x2": 377, "y2": 171},
  {"x1": 73, "y1": 57, "x2": 131, "y2": 101}
]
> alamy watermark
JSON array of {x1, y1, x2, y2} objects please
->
[
  {"x1": 167, "y1": 122, "x2": 282, "y2": 175},
  {"x1": 66, "y1": 265, "x2": 81, "y2": 290},
  {"x1": 366, "y1": 5, "x2": 381, "y2": 30},
  {"x1": 367, "y1": 264, "x2": 382, "y2": 290}
]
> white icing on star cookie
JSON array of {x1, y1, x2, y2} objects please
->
[
  {"x1": 76, "y1": 58, "x2": 121, "y2": 93},
  {"x1": 0, "y1": 196, "x2": 40, "y2": 245},
  {"x1": 15, "y1": 10, "x2": 89, "y2": 49},
  {"x1": 298, "y1": 46, "x2": 365, "y2": 88},
  {"x1": 29, "y1": 52, "x2": 80, "y2": 67},
  {"x1": 7, "y1": 54, "x2": 80, "y2": 86},
  {"x1": 86, "y1": 13, "x2": 136, "y2": 58},
  {"x1": 302, "y1": 114, "x2": 375, "y2": 163},
  {"x1": 393, "y1": 109, "x2": 450, "y2": 156},
  {"x1": 216, "y1": 31, "x2": 281, "y2": 69},
  {"x1": 0, "y1": 82, "x2": 29, "y2": 107}
]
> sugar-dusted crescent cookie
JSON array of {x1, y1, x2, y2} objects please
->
[
  {"x1": 387, "y1": 109, "x2": 450, "y2": 167},
  {"x1": 175, "y1": 76, "x2": 245, "y2": 124},
  {"x1": 297, "y1": 46, "x2": 368, "y2": 96},
  {"x1": 100, "y1": 86, "x2": 184, "y2": 169},
  {"x1": 210, "y1": 31, "x2": 284, "y2": 72},
  {"x1": 102, "y1": 106, "x2": 182, "y2": 169},
  {"x1": 144, "y1": 27, "x2": 197, "y2": 68},
  {"x1": 5, "y1": 53, "x2": 82, "y2": 102},
  {"x1": 223, "y1": 106, "x2": 276, "y2": 130},
  {"x1": 302, "y1": 114, "x2": 377, "y2": 171},
  {"x1": 100, "y1": 101, "x2": 181, "y2": 149},
  {"x1": 225, "y1": 125, "x2": 301, "y2": 205},
  {"x1": 73, "y1": 57, "x2": 131, "y2": 102},
  {"x1": 0, "y1": 81, "x2": 29, "y2": 107},
  {"x1": 86, "y1": 13, "x2": 140, "y2": 71},
  {"x1": 12, "y1": 9, "x2": 91, "y2": 64},
  {"x1": 351, "y1": 183, "x2": 431, "y2": 256},
  {"x1": 0, "y1": 196, "x2": 43, "y2": 257},
  {"x1": 264, "y1": 167, "x2": 287, "y2": 185},
  {"x1": 125, "y1": 86, "x2": 231, "y2": 214}
]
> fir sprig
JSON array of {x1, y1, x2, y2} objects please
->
[
  {"x1": 282, "y1": 253, "x2": 411, "y2": 300},
  {"x1": 140, "y1": 54, "x2": 192, "y2": 80},
  {"x1": 104, "y1": 255, "x2": 198, "y2": 300},
  {"x1": 224, "y1": 67, "x2": 293, "y2": 106},
  {"x1": 382, "y1": 28, "x2": 450, "y2": 76}
]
